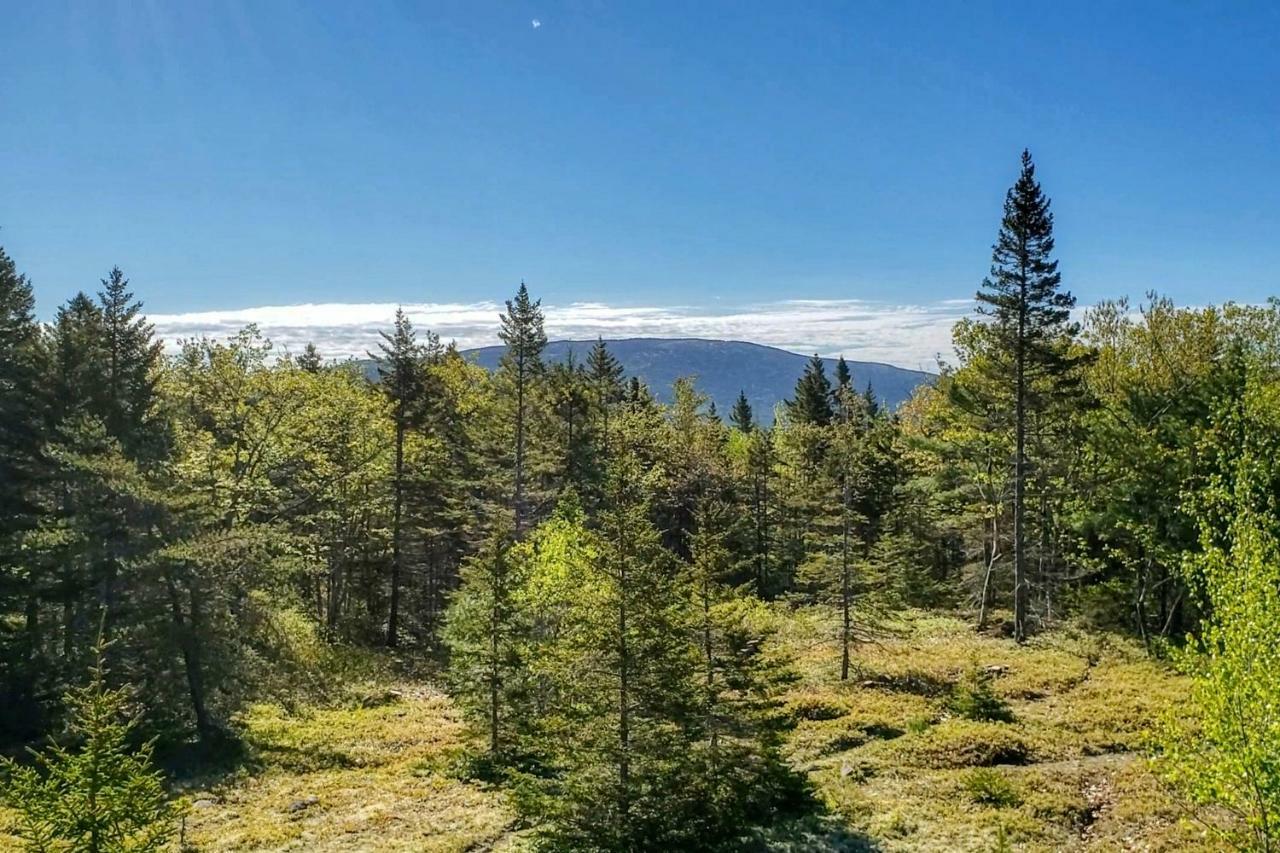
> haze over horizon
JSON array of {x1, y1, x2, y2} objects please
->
[{"x1": 146, "y1": 295, "x2": 972, "y2": 371}]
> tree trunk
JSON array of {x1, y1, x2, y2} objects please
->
[
  {"x1": 514, "y1": 357, "x2": 526, "y2": 533},
  {"x1": 165, "y1": 567, "x2": 214, "y2": 742},
  {"x1": 841, "y1": 482, "x2": 852, "y2": 681},
  {"x1": 387, "y1": 421, "x2": 404, "y2": 647},
  {"x1": 1013, "y1": 270, "x2": 1028, "y2": 643},
  {"x1": 615, "y1": 508, "x2": 631, "y2": 837}
]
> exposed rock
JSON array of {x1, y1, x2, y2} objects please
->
[{"x1": 287, "y1": 796, "x2": 320, "y2": 813}]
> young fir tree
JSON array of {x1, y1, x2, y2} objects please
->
[
  {"x1": 375, "y1": 308, "x2": 427, "y2": 647},
  {"x1": 523, "y1": 454, "x2": 697, "y2": 850},
  {"x1": 498, "y1": 283, "x2": 548, "y2": 533},
  {"x1": 684, "y1": 498, "x2": 798, "y2": 839},
  {"x1": 0, "y1": 644, "x2": 184, "y2": 852},
  {"x1": 0, "y1": 246, "x2": 48, "y2": 739},
  {"x1": 730, "y1": 390, "x2": 754, "y2": 433},
  {"x1": 443, "y1": 522, "x2": 528, "y2": 763},
  {"x1": 975, "y1": 150, "x2": 1077, "y2": 642},
  {"x1": 788, "y1": 354, "x2": 834, "y2": 426}
]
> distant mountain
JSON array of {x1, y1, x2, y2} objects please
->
[{"x1": 460, "y1": 338, "x2": 934, "y2": 422}]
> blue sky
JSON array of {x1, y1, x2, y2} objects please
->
[{"x1": 2, "y1": 2, "x2": 1277, "y2": 366}]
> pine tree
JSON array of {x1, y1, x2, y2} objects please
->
[
  {"x1": 297, "y1": 342, "x2": 324, "y2": 373},
  {"x1": 548, "y1": 352, "x2": 597, "y2": 498},
  {"x1": 975, "y1": 149, "x2": 1077, "y2": 642},
  {"x1": 0, "y1": 644, "x2": 183, "y2": 852},
  {"x1": 523, "y1": 455, "x2": 696, "y2": 849},
  {"x1": 730, "y1": 390, "x2": 754, "y2": 433},
  {"x1": 834, "y1": 356, "x2": 852, "y2": 393},
  {"x1": 787, "y1": 354, "x2": 834, "y2": 426},
  {"x1": 96, "y1": 267, "x2": 162, "y2": 460},
  {"x1": 498, "y1": 283, "x2": 548, "y2": 533},
  {"x1": 862, "y1": 382, "x2": 880, "y2": 419},
  {"x1": 443, "y1": 522, "x2": 528, "y2": 762},
  {"x1": 374, "y1": 308, "x2": 428, "y2": 648},
  {"x1": 0, "y1": 246, "x2": 48, "y2": 739}
]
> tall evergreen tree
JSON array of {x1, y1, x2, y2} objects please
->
[
  {"x1": 587, "y1": 337, "x2": 625, "y2": 412},
  {"x1": 975, "y1": 149, "x2": 1077, "y2": 642},
  {"x1": 0, "y1": 246, "x2": 48, "y2": 738},
  {"x1": 730, "y1": 390, "x2": 754, "y2": 433},
  {"x1": 375, "y1": 308, "x2": 427, "y2": 648},
  {"x1": 548, "y1": 352, "x2": 597, "y2": 497},
  {"x1": 787, "y1": 355, "x2": 834, "y2": 426},
  {"x1": 834, "y1": 357, "x2": 852, "y2": 393},
  {"x1": 96, "y1": 267, "x2": 162, "y2": 460},
  {"x1": 443, "y1": 522, "x2": 528, "y2": 760},
  {"x1": 498, "y1": 283, "x2": 548, "y2": 533}
]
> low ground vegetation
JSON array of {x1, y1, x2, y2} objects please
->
[{"x1": 2, "y1": 609, "x2": 1213, "y2": 852}]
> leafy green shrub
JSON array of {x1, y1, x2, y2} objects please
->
[
  {"x1": 1155, "y1": 377, "x2": 1280, "y2": 851},
  {"x1": 905, "y1": 715, "x2": 933, "y2": 735},
  {"x1": 946, "y1": 665, "x2": 1015, "y2": 723},
  {"x1": 788, "y1": 695, "x2": 846, "y2": 722},
  {"x1": 963, "y1": 767, "x2": 1021, "y2": 807},
  {"x1": 0, "y1": 653, "x2": 185, "y2": 852}
]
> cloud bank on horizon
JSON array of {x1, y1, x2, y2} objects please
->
[{"x1": 149, "y1": 298, "x2": 974, "y2": 370}]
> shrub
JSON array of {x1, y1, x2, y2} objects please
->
[
  {"x1": 963, "y1": 767, "x2": 1021, "y2": 807},
  {"x1": 898, "y1": 720, "x2": 1032, "y2": 768},
  {"x1": 946, "y1": 665, "x2": 1015, "y2": 723},
  {"x1": 788, "y1": 695, "x2": 847, "y2": 722}
]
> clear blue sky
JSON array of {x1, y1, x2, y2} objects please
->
[{"x1": 3, "y1": 1, "x2": 1278, "y2": 316}]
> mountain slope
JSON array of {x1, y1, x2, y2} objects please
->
[{"x1": 462, "y1": 338, "x2": 933, "y2": 421}]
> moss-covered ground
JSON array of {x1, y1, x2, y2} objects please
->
[{"x1": 3, "y1": 608, "x2": 1217, "y2": 851}]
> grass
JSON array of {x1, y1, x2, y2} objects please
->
[
  {"x1": 787, "y1": 608, "x2": 1221, "y2": 851},
  {"x1": 171, "y1": 686, "x2": 516, "y2": 852},
  {"x1": 1, "y1": 608, "x2": 1220, "y2": 851}
]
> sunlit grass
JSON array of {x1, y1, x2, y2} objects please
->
[{"x1": 1, "y1": 608, "x2": 1216, "y2": 851}]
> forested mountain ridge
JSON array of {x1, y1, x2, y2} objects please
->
[{"x1": 462, "y1": 337, "x2": 935, "y2": 419}]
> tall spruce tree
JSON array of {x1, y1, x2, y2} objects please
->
[
  {"x1": 97, "y1": 267, "x2": 162, "y2": 460},
  {"x1": 730, "y1": 390, "x2": 754, "y2": 432},
  {"x1": 375, "y1": 308, "x2": 426, "y2": 648},
  {"x1": 975, "y1": 149, "x2": 1076, "y2": 642},
  {"x1": 0, "y1": 246, "x2": 48, "y2": 738},
  {"x1": 788, "y1": 354, "x2": 834, "y2": 426},
  {"x1": 443, "y1": 522, "x2": 527, "y2": 760},
  {"x1": 498, "y1": 283, "x2": 547, "y2": 533}
]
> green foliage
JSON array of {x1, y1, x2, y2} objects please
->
[
  {"x1": 962, "y1": 767, "x2": 1021, "y2": 808},
  {"x1": 442, "y1": 521, "x2": 530, "y2": 759},
  {"x1": 0, "y1": 650, "x2": 184, "y2": 851},
  {"x1": 946, "y1": 665, "x2": 1015, "y2": 724},
  {"x1": 1157, "y1": 367, "x2": 1280, "y2": 850},
  {"x1": 787, "y1": 354, "x2": 834, "y2": 427}
]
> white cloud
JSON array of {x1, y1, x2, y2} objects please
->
[
  {"x1": 531, "y1": 18, "x2": 541, "y2": 28},
  {"x1": 149, "y1": 298, "x2": 974, "y2": 371}
]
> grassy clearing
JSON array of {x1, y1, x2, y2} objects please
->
[
  {"x1": 173, "y1": 686, "x2": 515, "y2": 852},
  {"x1": 1, "y1": 608, "x2": 1218, "y2": 851},
  {"x1": 786, "y1": 608, "x2": 1221, "y2": 851}
]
